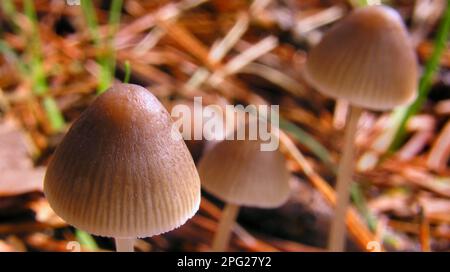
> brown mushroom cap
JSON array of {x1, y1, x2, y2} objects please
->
[
  {"x1": 198, "y1": 136, "x2": 290, "y2": 208},
  {"x1": 304, "y1": 5, "x2": 418, "y2": 110},
  {"x1": 44, "y1": 84, "x2": 201, "y2": 238}
]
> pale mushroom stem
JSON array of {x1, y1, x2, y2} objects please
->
[
  {"x1": 328, "y1": 105, "x2": 363, "y2": 252},
  {"x1": 115, "y1": 238, "x2": 135, "y2": 252},
  {"x1": 212, "y1": 203, "x2": 240, "y2": 252},
  {"x1": 333, "y1": 99, "x2": 349, "y2": 129}
]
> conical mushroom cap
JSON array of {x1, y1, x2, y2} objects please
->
[
  {"x1": 304, "y1": 5, "x2": 418, "y2": 110},
  {"x1": 44, "y1": 84, "x2": 201, "y2": 238},
  {"x1": 198, "y1": 137, "x2": 290, "y2": 208}
]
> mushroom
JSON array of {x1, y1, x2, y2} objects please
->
[
  {"x1": 304, "y1": 6, "x2": 417, "y2": 251},
  {"x1": 198, "y1": 129, "x2": 290, "y2": 251},
  {"x1": 44, "y1": 84, "x2": 201, "y2": 252}
]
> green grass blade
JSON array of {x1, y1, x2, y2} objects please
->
[
  {"x1": 81, "y1": 0, "x2": 123, "y2": 94},
  {"x1": 23, "y1": 0, "x2": 48, "y2": 96},
  {"x1": 123, "y1": 60, "x2": 131, "y2": 83},
  {"x1": 349, "y1": 1, "x2": 395, "y2": 8},
  {"x1": 1, "y1": 0, "x2": 16, "y2": 16},
  {"x1": 1, "y1": 2, "x2": 65, "y2": 132},
  {"x1": 75, "y1": 229, "x2": 99, "y2": 251},
  {"x1": 349, "y1": 0, "x2": 371, "y2": 7},
  {"x1": 279, "y1": 117, "x2": 336, "y2": 171},
  {"x1": 30, "y1": 58, "x2": 48, "y2": 96},
  {"x1": 1, "y1": 0, "x2": 18, "y2": 26},
  {"x1": 98, "y1": 57, "x2": 114, "y2": 93},
  {"x1": 350, "y1": 183, "x2": 377, "y2": 231},
  {"x1": 43, "y1": 97, "x2": 65, "y2": 132},
  {"x1": 80, "y1": 0, "x2": 107, "y2": 93},
  {"x1": 1, "y1": 0, "x2": 20, "y2": 33},
  {"x1": 103, "y1": 0, "x2": 123, "y2": 90},
  {"x1": 108, "y1": 0, "x2": 123, "y2": 38},
  {"x1": 389, "y1": 3, "x2": 450, "y2": 152},
  {"x1": 22, "y1": 0, "x2": 65, "y2": 131},
  {"x1": 80, "y1": 0, "x2": 101, "y2": 46},
  {"x1": 0, "y1": 41, "x2": 26, "y2": 73},
  {"x1": 23, "y1": 0, "x2": 38, "y2": 22}
]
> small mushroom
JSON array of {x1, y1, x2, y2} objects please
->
[
  {"x1": 44, "y1": 84, "x2": 201, "y2": 252},
  {"x1": 304, "y1": 6, "x2": 418, "y2": 251},
  {"x1": 198, "y1": 131, "x2": 290, "y2": 251}
]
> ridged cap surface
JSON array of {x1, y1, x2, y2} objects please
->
[
  {"x1": 304, "y1": 5, "x2": 418, "y2": 110},
  {"x1": 44, "y1": 84, "x2": 201, "y2": 238},
  {"x1": 198, "y1": 137, "x2": 290, "y2": 208}
]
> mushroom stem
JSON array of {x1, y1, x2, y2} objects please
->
[
  {"x1": 115, "y1": 238, "x2": 135, "y2": 252},
  {"x1": 333, "y1": 99, "x2": 349, "y2": 129},
  {"x1": 328, "y1": 105, "x2": 362, "y2": 252},
  {"x1": 212, "y1": 203, "x2": 240, "y2": 252}
]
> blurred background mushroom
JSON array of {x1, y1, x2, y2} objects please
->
[
  {"x1": 304, "y1": 5, "x2": 418, "y2": 251},
  {"x1": 198, "y1": 123, "x2": 290, "y2": 251}
]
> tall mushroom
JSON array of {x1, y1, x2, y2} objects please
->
[
  {"x1": 44, "y1": 84, "x2": 201, "y2": 252},
  {"x1": 304, "y1": 5, "x2": 418, "y2": 251},
  {"x1": 198, "y1": 130, "x2": 290, "y2": 251}
]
